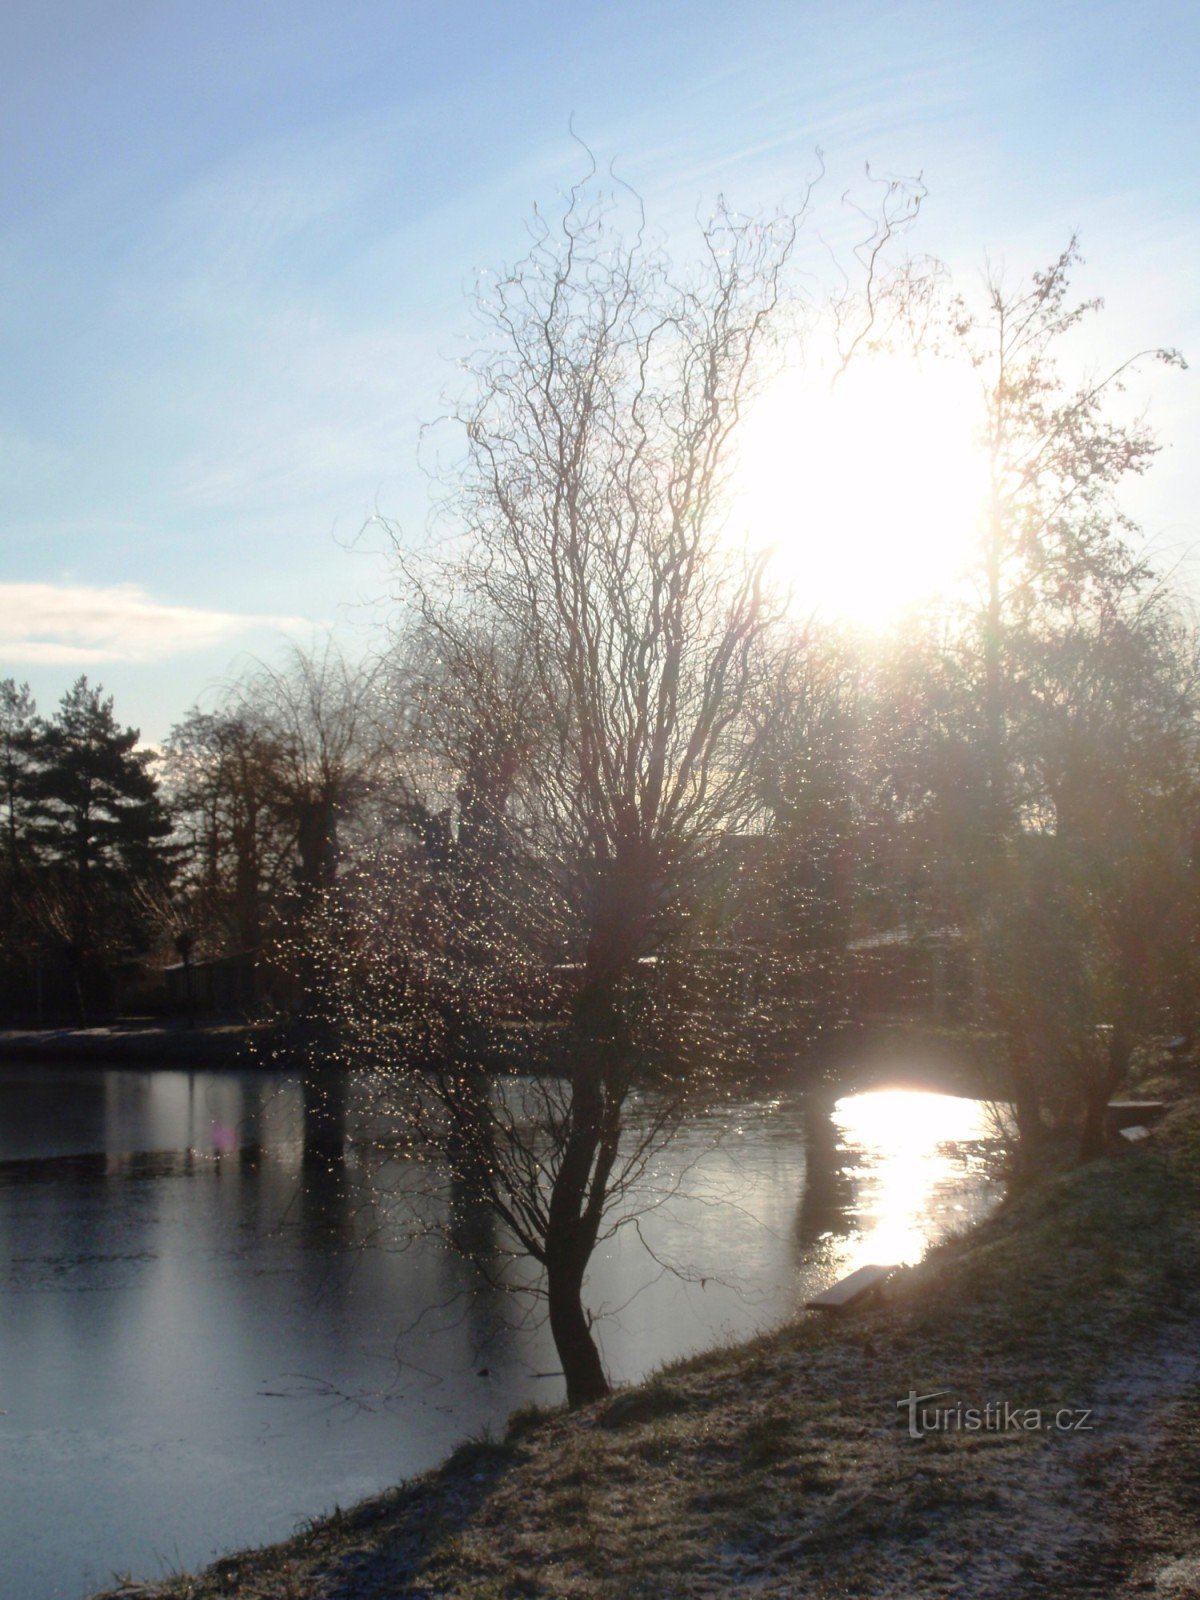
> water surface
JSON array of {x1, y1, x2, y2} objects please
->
[{"x1": 0, "y1": 1063, "x2": 1004, "y2": 1599}]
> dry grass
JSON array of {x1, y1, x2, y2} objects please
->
[{"x1": 94, "y1": 1084, "x2": 1200, "y2": 1600}]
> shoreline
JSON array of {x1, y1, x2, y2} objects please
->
[
  {"x1": 0, "y1": 1016, "x2": 1000, "y2": 1092},
  {"x1": 88, "y1": 1067, "x2": 1200, "y2": 1599},
  {"x1": 0, "y1": 1022, "x2": 260, "y2": 1069}
]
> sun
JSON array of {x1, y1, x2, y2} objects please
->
[{"x1": 731, "y1": 353, "x2": 988, "y2": 626}]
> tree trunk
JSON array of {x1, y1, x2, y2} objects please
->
[
  {"x1": 981, "y1": 471, "x2": 1010, "y2": 876},
  {"x1": 541, "y1": 976, "x2": 628, "y2": 1409},
  {"x1": 547, "y1": 1247, "x2": 609, "y2": 1408},
  {"x1": 1078, "y1": 1022, "x2": 1131, "y2": 1163},
  {"x1": 1002, "y1": 1031, "x2": 1055, "y2": 1189},
  {"x1": 1078, "y1": 1087, "x2": 1109, "y2": 1163},
  {"x1": 301, "y1": 1051, "x2": 347, "y2": 1170}
]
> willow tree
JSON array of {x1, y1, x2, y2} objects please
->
[{"x1": 361, "y1": 181, "x2": 813, "y2": 1406}]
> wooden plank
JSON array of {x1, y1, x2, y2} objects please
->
[
  {"x1": 1119, "y1": 1124, "x2": 1151, "y2": 1143},
  {"x1": 805, "y1": 1263, "x2": 896, "y2": 1312}
]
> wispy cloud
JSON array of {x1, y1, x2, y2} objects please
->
[{"x1": 0, "y1": 582, "x2": 307, "y2": 666}]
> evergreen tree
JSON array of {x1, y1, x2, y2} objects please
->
[
  {"x1": 0, "y1": 678, "x2": 38, "y2": 887},
  {"x1": 28, "y1": 677, "x2": 172, "y2": 1014},
  {"x1": 0, "y1": 680, "x2": 40, "y2": 1005}
]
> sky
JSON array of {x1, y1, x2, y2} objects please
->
[{"x1": 2, "y1": 0, "x2": 1197, "y2": 741}]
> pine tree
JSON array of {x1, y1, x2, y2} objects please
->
[
  {"x1": 0, "y1": 679, "x2": 37, "y2": 886},
  {"x1": 28, "y1": 678, "x2": 172, "y2": 1014},
  {"x1": 0, "y1": 680, "x2": 40, "y2": 1007}
]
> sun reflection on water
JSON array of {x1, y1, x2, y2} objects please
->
[{"x1": 830, "y1": 1088, "x2": 1004, "y2": 1271}]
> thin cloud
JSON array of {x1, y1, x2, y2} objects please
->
[{"x1": 0, "y1": 582, "x2": 308, "y2": 666}]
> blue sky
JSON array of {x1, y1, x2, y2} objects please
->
[{"x1": 2, "y1": 0, "x2": 1197, "y2": 739}]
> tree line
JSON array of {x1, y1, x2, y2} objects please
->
[{"x1": 1, "y1": 182, "x2": 1192, "y2": 1403}]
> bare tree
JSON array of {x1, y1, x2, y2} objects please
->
[
  {"x1": 162, "y1": 707, "x2": 292, "y2": 960},
  {"x1": 160, "y1": 641, "x2": 395, "y2": 1035},
  {"x1": 743, "y1": 626, "x2": 863, "y2": 1051},
  {"x1": 1019, "y1": 576, "x2": 1200, "y2": 1158},
  {"x1": 356, "y1": 175, "x2": 840, "y2": 1407},
  {"x1": 955, "y1": 238, "x2": 1184, "y2": 857},
  {"x1": 943, "y1": 240, "x2": 1187, "y2": 1151},
  {"x1": 330, "y1": 152, "x2": 931, "y2": 1404},
  {"x1": 236, "y1": 636, "x2": 393, "y2": 905},
  {"x1": 211, "y1": 638, "x2": 399, "y2": 1153}
]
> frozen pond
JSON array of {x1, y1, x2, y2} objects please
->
[{"x1": 0, "y1": 1063, "x2": 1005, "y2": 1599}]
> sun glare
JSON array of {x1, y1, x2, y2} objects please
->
[
  {"x1": 732, "y1": 354, "x2": 988, "y2": 627},
  {"x1": 833, "y1": 1089, "x2": 998, "y2": 1268}
]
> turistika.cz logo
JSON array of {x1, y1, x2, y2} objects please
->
[{"x1": 898, "y1": 1389, "x2": 1095, "y2": 1440}]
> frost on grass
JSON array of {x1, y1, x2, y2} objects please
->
[{"x1": 91, "y1": 1094, "x2": 1200, "y2": 1600}]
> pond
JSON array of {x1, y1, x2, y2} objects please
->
[{"x1": 0, "y1": 1062, "x2": 1006, "y2": 1600}]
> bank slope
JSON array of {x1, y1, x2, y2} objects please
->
[{"x1": 96, "y1": 1090, "x2": 1200, "y2": 1600}]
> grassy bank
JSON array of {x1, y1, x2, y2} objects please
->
[{"x1": 97, "y1": 1078, "x2": 1200, "y2": 1600}]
